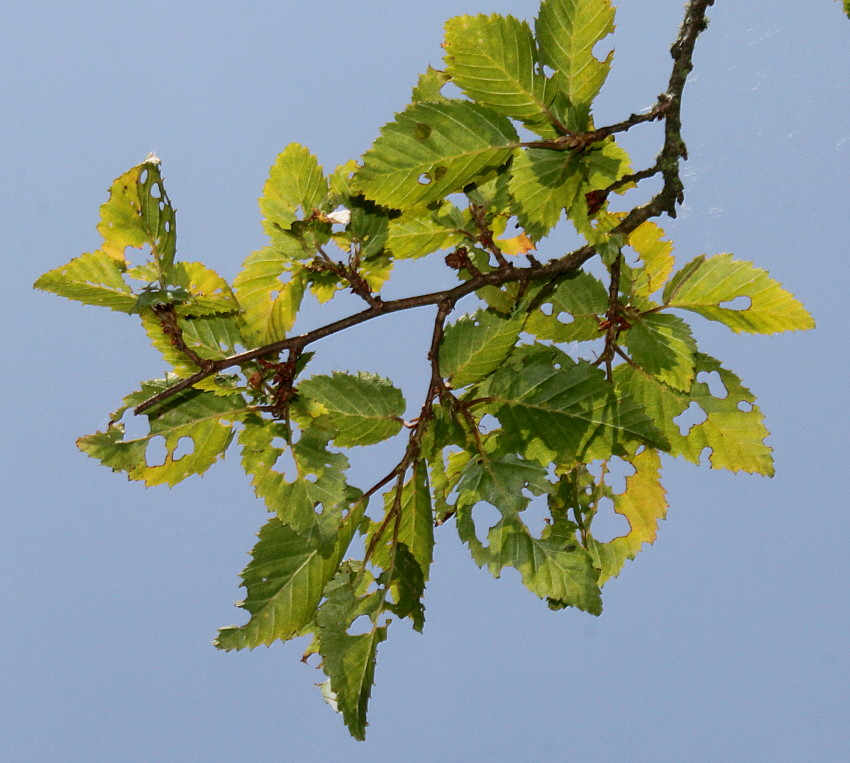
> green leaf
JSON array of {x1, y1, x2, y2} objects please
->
[
  {"x1": 486, "y1": 345, "x2": 666, "y2": 466},
  {"x1": 443, "y1": 14, "x2": 553, "y2": 124},
  {"x1": 77, "y1": 382, "x2": 247, "y2": 487},
  {"x1": 385, "y1": 203, "x2": 464, "y2": 260},
  {"x1": 355, "y1": 100, "x2": 518, "y2": 209},
  {"x1": 439, "y1": 309, "x2": 525, "y2": 388},
  {"x1": 214, "y1": 503, "x2": 364, "y2": 651},
  {"x1": 455, "y1": 455, "x2": 602, "y2": 613},
  {"x1": 509, "y1": 148, "x2": 584, "y2": 240},
  {"x1": 260, "y1": 143, "x2": 329, "y2": 239},
  {"x1": 615, "y1": 353, "x2": 774, "y2": 475},
  {"x1": 535, "y1": 0, "x2": 616, "y2": 111},
  {"x1": 411, "y1": 66, "x2": 450, "y2": 103},
  {"x1": 662, "y1": 254, "x2": 815, "y2": 334},
  {"x1": 163, "y1": 261, "x2": 238, "y2": 316},
  {"x1": 98, "y1": 157, "x2": 176, "y2": 275},
  {"x1": 621, "y1": 312, "x2": 698, "y2": 392},
  {"x1": 239, "y1": 416, "x2": 354, "y2": 555},
  {"x1": 525, "y1": 271, "x2": 608, "y2": 342},
  {"x1": 585, "y1": 449, "x2": 668, "y2": 584},
  {"x1": 295, "y1": 372, "x2": 405, "y2": 447},
  {"x1": 34, "y1": 251, "x2": 137, "y2": 313},
  {"x1": 316, "y1": 565, "x2": 387, "y2": 741},
  {"x1": 233, "y1": 249, "x2": 308, "y2": 345}
]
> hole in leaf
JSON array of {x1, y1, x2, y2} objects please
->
[
  {"x1": 418, "y1": 173, "x2": 433, "y2": 185},
  {"x1": 173, "y1": 437, "x2": 194, "y2": 461},
  {"x1": 478, "y1": 414, "x2": 499, "y2": 434},
  {"x1": 522, "y1": 493, "x2": 552, "y2": 538},
  {"x1": 738, "y1": 400, "x2": 753, "y2": 413},
  {"x1": 471, "y1": 502, "x2": 501, "y2": 547},
  {"x1": 149, "y1": 183, "x2": 162, "y2": 198},
  {"x1": 720, "y1": 295, "x2": 751, "y2": 311},
  {"x1": 346, "y1": 615, "x2": 373, "y2": 636},
  {"x1": 272, "y1": 447, "x2": 298, "y2": 481},
  {"x1": 540, "y1": 303, "x2": 554, "y2": 317},
  {"x1": 164, "y1": 220, "x2": 171, "y2": 232},
  {"x1": 697, "y1": 370, "x2": 727, "y2": 399},
  {"x1": 556, "y1": 311, "x2": 574, "y2": 325},
  {"x1": 305, "y1": 473, "x2": 319, "y2": 483},
  {"x1": 541, "y1": 64, "x2": 556, "y2": 78},
  {"x1": 139, "y1": 169, "x2": 149, "y2": 184},
  {"x1": 590, "y1": 497, "x2": 630, "y2": 543},
  {"x1": 674, "y1": 402, "x2": 707, "y2": 435},
  {"x1": 115, "y1": 408, "x2": 151, "y2": 441},
  {"x1": 145, "y1": 436, "x2": 169, "y2": 467}
]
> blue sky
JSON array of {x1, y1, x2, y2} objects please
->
[{"x1": 2, "y1": 1, "x2": 849, "y2": 760}]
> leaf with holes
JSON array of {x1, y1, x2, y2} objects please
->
[
  {"x1": 240, "y1": 415, "x2": 355, "y2": 555},
  {"x1": 615, "y1": 353, "x2": 774, "y2": 475},
  {"x1": 525, "y1": 271, "x2": 608, "y2": 342},
  {"x1": 234, "y1": 249, "x2": 308, "y2": 345},
  {"x1": 586, "y1": 449, "x2": 668, "y2": 584},
  {"x1": 97, "y1": 157, "x2": 176, "y2": 274},
  {"x1": 662, "y1": 254, "x2": 815, "y2": 334},
  {"x1": 535, "y1": 0, "x2": 616, "y2": 112},
  {"x1": 354, "y1": 100, "x2": 518, "y2": 209},
  {"x1": 295, "y1": 372, "x2": 405, "y2": 447},
  {"x1": 455, "y1": 455, "x2": 601, "y2": 613},
  {"x1": 444, "y1": 14, "x2": 554, "y2": 126},
  {"x1": 485, "y1": 345, "x2": 666, "y2": 467},
  {"x1": 215, "y1": 503, "x2": 365, "y2": 652},
  {"x1": 34, "y1": 251, "x2": 137, "y2": 312},
  {"x1": 77, "y1": 382, "x2": 248, "y2": 487},
  {"x1": 316, "y1": 564, "x2": 387, "y2": 741},
  {"x1": 622, "y1": 312, "x2": 698, "y2": 392},
  {"x1": 440, "y1": 308, "x2": 525, "y2": 388}
]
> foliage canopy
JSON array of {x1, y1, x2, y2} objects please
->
[{"x1": 35, "y1": 0, "x2": 817, "y2": 740}]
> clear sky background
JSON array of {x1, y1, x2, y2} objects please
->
[{"x1": 2, "y1": 1, "x2": 848, "y2": 760}]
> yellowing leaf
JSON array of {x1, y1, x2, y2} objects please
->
[
  {"x1": 663, "y1": 254, "x2": 815, "y2": 334},
  {"x1": 626, "y1": 220, "x2": 675, "y2": 298},
  {"x1": 497, "y1": 232, "x2": 536, "y2": 255},
  {"x1": 34, "y1": 251, "x2": 136, "y2": 313}
]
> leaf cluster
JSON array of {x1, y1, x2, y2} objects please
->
[{"x1": 34, "y1": 0, "x2": 814, "y2": 740}]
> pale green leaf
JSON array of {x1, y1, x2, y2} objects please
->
[
  {"x1": 411, "y1": 66, "x2": 450, "y2": 103},
  {"x1": 214, "y1": 504, "x2": 364, "y2": 651},
  {"x1": 233, "y1": 248, "x2": 307, "y2": 345},
  {"x1": 354, "y1": 100, "x2": 518, "y2": 209},
  {"x1": 662, "y1": 254, "x2": 815, "y2": 334},
  {"x1": 440, "y1": 309, "x2": 525, "y2": 388},
  {"x1": 385, "y1": 203, "x2": 464, "y2": 260},
  {"x1": 444, "y1": 14, "x2": 553, "y2": 124},
  {"x1": 34, "y1": 251, "x2": 137, "y2": 313},
  {"x1": 535, "y1": 0, "x2": 616, "y2": 111},
  {"x1": 260, "y1": 143, "x2": 329, "y2": 238},
  {"x1": 625, "y1": 220, "x2": 675, "y2": 298},
  {"x1": 616, "y1": 353, "x2": 774, "y2": 475},
  {"x1": 296, "y1": 372, "x2": 405, "y2": 447},
  {"x1": 77, "y1": 381, "x2": 248, "y2": 487},
  {"x1": 622, "y1": 312, "x2": 698, "y2": 392},
  {"x1": 585, "y1": 449, "x2": 667, "y2": 584}
]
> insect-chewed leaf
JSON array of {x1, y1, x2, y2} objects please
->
[
  {"x1": 485, "y1": 345, "x2": 666, "y2": 466},
  {"x1": 98, "y1": 157, "x2": 176, "y2": 272},
  {"x1": 525, "y1": 271, "x2": 608, "y2": 343},
  {"x1": 444, "y1": 14, "x2": 552, "y2": 125},
  {"x1": 439, "y1": 309, "x2": 525, "y2": 388},
  {"x1": 662, "y1": 254, "x2": 815, "y2": 334},
  {"x1": 239, "y1": 416, "x2": 354, "y2": 555},
  {"x1": 316, "y1": 565, "x2": 387, "y2": 741},
  {"x1": 625, "y1": 220, "x2": 675, "y2": 298},
  {"x1": 295, "y1": 372, "x2": 405, "y2": 447},
  {"x1": 584, "y1": 449, "x2": 668, "y2": 584},
  {"x1": 214, "y1": 503, "x2": 365, "y2": 652},
  {"x1": 535, "y1": 0, "x2": 616, "y2": 111},
  {"x1": 410, "y1": 66, "x2": 451, "y2": 104},
  {"x1": 354, "y1": 100, "x2": 518, "y2": 209},
  {"x1": 260, "y1": 143, "x2": 330, "y2": 238},
  {"x1": 234, "y1": 249, "x2": 308, "y2": 345},
  {"x1": 622, "y1": 312, "x2": 698, "y2": 392},
  {"x1": 616, "y1": 353, "x2": 774, "y2": 475},
  {"x1": 34, "y1": 251, "x2": 137, "y2": 313},
  {"x1": 77, "y1": 381, "x2": 249, "y2": 487},
  {"x1": 455, "y1": 455, "x2": 601, "y2": 613}
]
